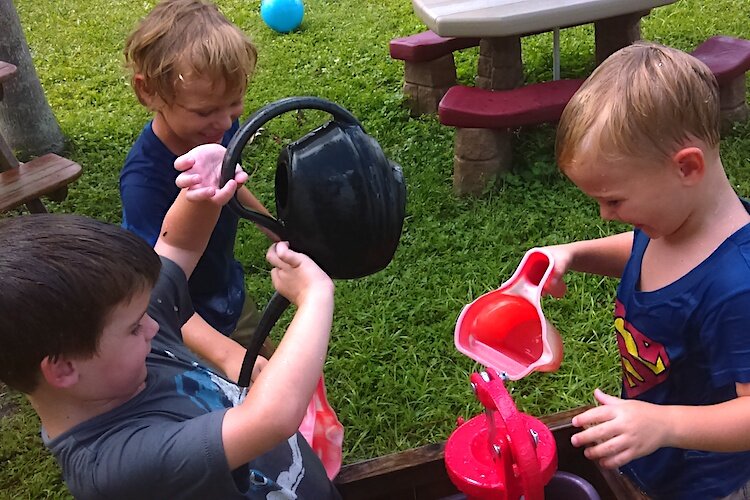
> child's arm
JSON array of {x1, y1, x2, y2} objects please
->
[
  {"x1": 220, "y1": 242, "x2": 334, "y2": 469},
  {"x1": 236, "y1": 185, "x2": 280, "y2": 241},
  {"x1": 571, "y1": 384, "x2": 750, "y2": 469},
  {"x1": 154, "y1": 144, "x2": 247, "y2": 279},
  {"x1": 542, "y1": 232, "x2": 634, "y2": 297},
  {"x1": 181, "y1": 312, "x2": 267, "y2": 382}
]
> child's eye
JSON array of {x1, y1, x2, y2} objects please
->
[
  {"x1": 195, "y1": 110, "x2": 212, "y2": 118},
  {"x1": 606, "y1": 200, "x2": 621, "y2": 207},
  {"x1": 131, "y1": 323, "x2": 143, "y2": 336}
]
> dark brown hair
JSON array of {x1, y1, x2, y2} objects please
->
[{"x1": 0, "y1": 215, "x2": 161, "y2": 393}]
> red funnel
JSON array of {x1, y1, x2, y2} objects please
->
[{"x1": 455, "y1": 249, "x2": 563, "y2": 380}]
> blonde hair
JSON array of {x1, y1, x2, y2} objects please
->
[
  {"x1": 124, "y1": 0, "x2": 257, "y2": 104},
  {"x1": 556, "y1": 42, "x2": 720, "y2": 172}
]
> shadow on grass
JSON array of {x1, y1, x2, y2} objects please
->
[{"x1": 0, "y1": 383, "x2": 19, "y2": 419}]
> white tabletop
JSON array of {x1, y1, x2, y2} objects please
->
[{"x1": 412, "y1": 0, "x2": 677, "y2": 38}]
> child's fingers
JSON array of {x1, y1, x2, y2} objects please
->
[
  {"x1": 543, "y1": 276, "x2": 567, "y2": 298},
  {"x1": 265, "y1": 242, "x2": 287, "y2": 269},
  {"x1": 212, "y1": 180, "x2": 238, "y2": 205},
  {"x1": 234, "y1": 165, "x2": 248, "y2": 184},
  {"x1": 593, "y1": 388, "x2": 621, "y2": 406},
  {"x1": 274, "y1": 242, "x2": 304, "y2": 268},
  {"x1": 174, "y1": 155, "x2": 196, "y2": 172},
  {"x1": 184, "y1": 186, "x2": 217, "y2": 202},
  {"x1": 175, "y1": 173, "x2": 202, "y2": 189}
]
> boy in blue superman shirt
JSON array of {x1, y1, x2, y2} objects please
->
[{"x1": 538, "y1": 42, "x2": 750, "y2": 499}]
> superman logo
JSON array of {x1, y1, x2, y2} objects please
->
[{"x1": 614, "y1": 300, "x2": 670, "y2": 398}]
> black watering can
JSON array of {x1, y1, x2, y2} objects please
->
[{"x1": 220, "y1": 97, "x2": 406, "y2": 387}]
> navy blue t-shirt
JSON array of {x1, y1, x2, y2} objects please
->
[
  {"x1": 120, "y1": 121, "x2": 245, "y2": 335},
  {"x1": 616, "y1": 217, "x2": 750, "y2": 498}
]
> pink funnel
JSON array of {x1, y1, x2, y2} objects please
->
[{"x1": 455, "y1": 249, "x2": 563, "y2": 380}]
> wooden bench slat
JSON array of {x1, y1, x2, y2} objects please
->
[
  {"x1": 439, "y1": 79, "x2": 585, "y2": 129},
  {"x1": 0, "y1": 153, "x2": 82, "y2": 212}
]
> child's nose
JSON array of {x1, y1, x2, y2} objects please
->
[
  {"x1": 143, "y1": 314, "x2": 159, "y2": 341},
  {"x1": 215, "y1": 112, "x2": 233, "y2": 131}
]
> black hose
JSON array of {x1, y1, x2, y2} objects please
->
[{"x1": 237, "y1": 292, "x2": 291, "y2": 388}]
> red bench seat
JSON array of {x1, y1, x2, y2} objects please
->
[
  {"x1": 691, "y1": 36, "x2": 750, "y2": 85},
  {"x1": 389, "y1": 30, "x2": 479, "y2": 62},
  {"x1": 439, "y1": 79, "x2": 585, "y2": 129}
]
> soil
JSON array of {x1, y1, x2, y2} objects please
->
[{"x1": 0, "y1": 382, "x2": 19, "y2": 418}]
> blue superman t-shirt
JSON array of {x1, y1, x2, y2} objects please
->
[{"x1": 615, "y1": 220, "x2": 750, "y2": 499}]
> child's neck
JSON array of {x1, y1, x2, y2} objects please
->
[
  {"x1": 151, "y1": 114, "x2": 193, "y2": 157},
  {"x1": 29, "y1": 382, "x2": 146, "y2": 440},
  {"x1": 641, "y1": 172, "x2": 750, "y2": 292}
]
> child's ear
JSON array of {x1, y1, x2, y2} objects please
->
[
  {"x1": 132, "y1": 74, "x2": 161, "y2": 110},
  {"x1": 671, "y1": 147, "x2": 705, "y2": 186},
  {"x1": 39, "y1": 355, "x2": 79, "y2": 389}
]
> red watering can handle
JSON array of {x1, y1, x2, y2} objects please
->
[{"x1": 471, "y1": 371, "x2": 545, "y2": 500}]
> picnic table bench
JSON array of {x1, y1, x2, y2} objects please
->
[
  {"x1": 391, "y1": 33, "x2": 750, "y2": 195},
  {"x1": 0, "y1": 60, "x2": 82, "y2": 213}
]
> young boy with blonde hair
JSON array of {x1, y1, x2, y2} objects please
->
[
  {"x1": 0, "y1": 145, "x2": 340, "y2": 498},
  {"x1": 120, "y1": 0, "x2": 272, "y2": 349},
  {"x1": 540, "y1": 42, "x2": 750, "y2": 498}
]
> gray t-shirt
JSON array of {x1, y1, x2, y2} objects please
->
[{"x1": 45, "y1": 257, "x2": 339, "y2": 499}]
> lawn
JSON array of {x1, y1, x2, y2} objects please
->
[{"x1": 2, "y1": 0, "x2": 750, "y2": 497}]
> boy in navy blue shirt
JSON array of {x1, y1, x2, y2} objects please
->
[
  {"x1": 538, "y1": 42, "x2": 750, "y2": 499},
  {"x1": 120, "y1": 0, "x2": 273, "y2": 349}
]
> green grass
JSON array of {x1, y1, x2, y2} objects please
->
[{"x1": 2, "y1": 0, "x2": 750, "y2": 497}]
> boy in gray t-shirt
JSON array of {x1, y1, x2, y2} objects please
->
[{"x1": 0, "y1": 145, "x2": 339, "y2": 499}]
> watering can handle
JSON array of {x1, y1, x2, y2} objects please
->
[
  {"x1": 471, "y1": 371, "x2": 545, "y2": 500},
  {"x1": 220, "y1": 96, "x2": 364, "y2": 238}
]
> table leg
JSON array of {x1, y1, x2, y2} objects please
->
[
  {"x1": 719, "y1": 76, "x2": 749, "y2": 134},
  {"x1": 476, "y1": 36, "x2": 523, "y2": 90},
  {"x1": 453, "y1": 36, "x2": 521, "y2": 195},
  {"x1": 453, "y1": 128, "x2": 512, "y2": 196},
  {"x1": 594, "y1": 11, "x2": 647, "y2": 65}
]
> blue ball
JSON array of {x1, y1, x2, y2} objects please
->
[{"x1": 260, "y1": 0, "x2": 304, "y2": 33}]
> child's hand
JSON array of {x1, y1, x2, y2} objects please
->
[
  {"x1": 571, "y1": 389, "x2": 670, "y2": 469},
  {"x1": 174, "y1": 144, "x2": 248, "y2": 204},
  {"x1": 538, "y1": 244, "x2": 574, "y2": 298},
  {"x1": 266, "y1": 242, "x2": 333, "y2": 306}
]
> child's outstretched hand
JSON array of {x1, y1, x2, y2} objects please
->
[
  {"x1": 266, "y1": 242, "x2": 333, "y2": 306},
  {"x1": 175, "y1": 143, "x2": 248, "y2": 204},
  {"x1": 571, "y1": 389, "x2": 670, "y2": 469},
  {"x1": 538, "y1": 244, "x2": 574, "y2": 298}
]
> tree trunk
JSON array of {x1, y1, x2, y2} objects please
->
[{"x1": 0, "y1": 0, "x2": 64, "y2": 160}]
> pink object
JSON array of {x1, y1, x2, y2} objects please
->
[
  {"x1": 455, "y1": 248, "x2": 563, "y2": 380},
  {"x1": 298, "y1": 375, "x2": 344, "y2": 479},
  {"x1": 444, "y1": 370, "x2": 557, "y2": 499}
]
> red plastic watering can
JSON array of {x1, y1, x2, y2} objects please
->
[{"x1": 454, "y1": 248, "x2": 563, "y2": 380}]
